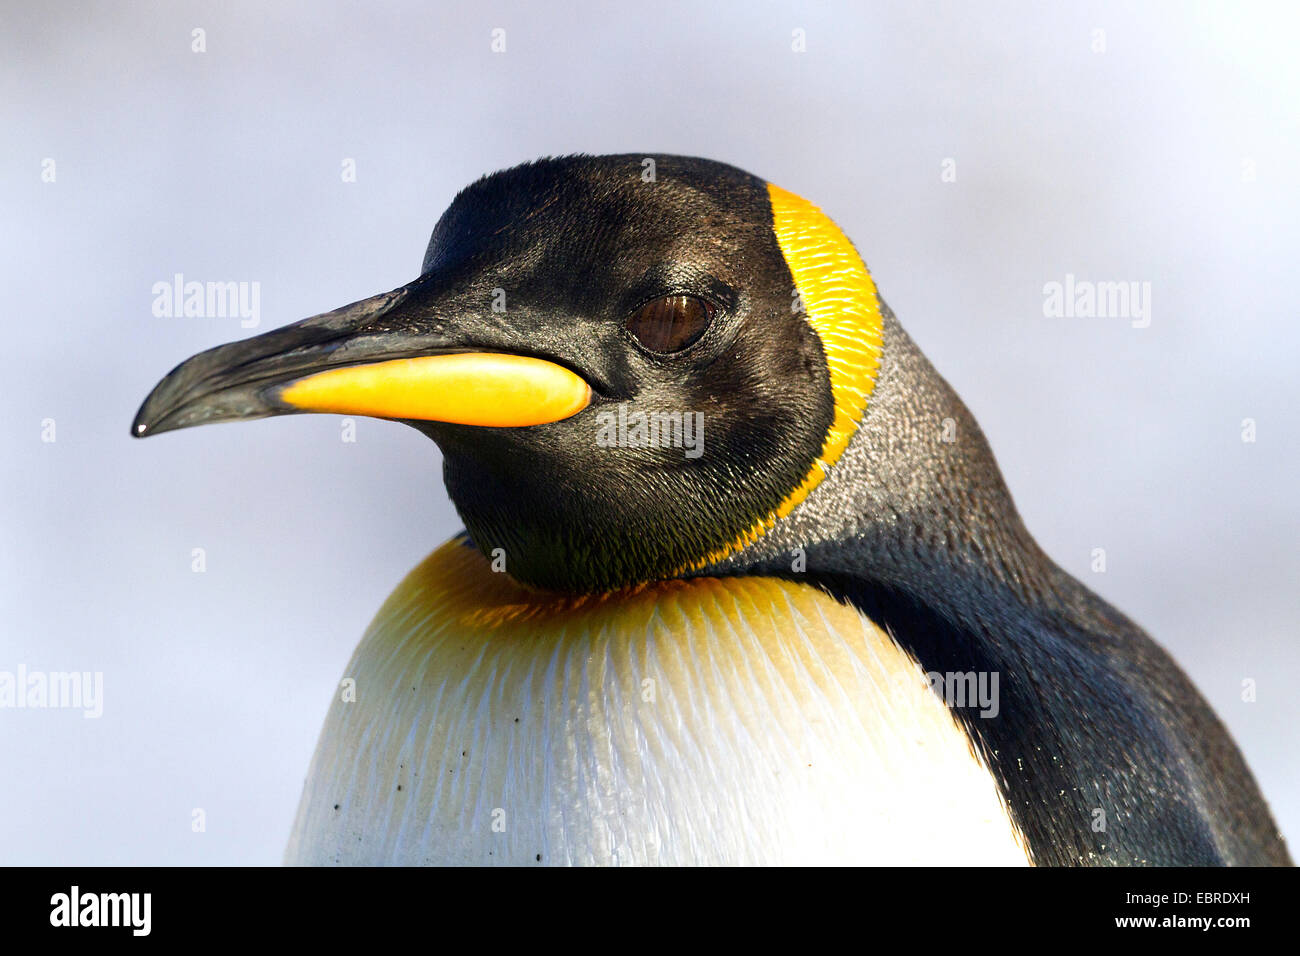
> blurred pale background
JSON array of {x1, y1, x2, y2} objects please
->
[{"x1": 2, "y1": 1, "x2": 1296, "y2": 864}]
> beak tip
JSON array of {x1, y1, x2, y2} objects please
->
[
  {"x1": 131, "y1": 398, "x2": 169, "y2": 438},
  {"x1": 130, "y1": 401, "x2": 155, "y2": 438}
]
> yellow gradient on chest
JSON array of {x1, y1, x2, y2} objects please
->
[
  {"x1": 286, "y1": 539, "x2": 1031, "y2": 865},
  {"x1": 685, "y1": 183, "x2": 884, "y2": 571}
]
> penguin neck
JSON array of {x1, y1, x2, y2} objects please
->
[{"x1": 702, "y1": 303, "x2": 1058, "y2": 610}]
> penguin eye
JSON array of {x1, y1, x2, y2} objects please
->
[{"x1": 626, "y1": 295, "x2": 714, "y2": 353}]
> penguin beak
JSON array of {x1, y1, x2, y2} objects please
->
[{"x1": 130, "y1": 277, "x2": 592, "y2": 438}]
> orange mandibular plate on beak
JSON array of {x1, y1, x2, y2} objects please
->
[{"x1": 278, "y1": 352, "x2": 592, "y2": 427}]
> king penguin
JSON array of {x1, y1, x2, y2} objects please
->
[{"x1": 133, "y1": 154, "x2": 1289, "y2": 867}]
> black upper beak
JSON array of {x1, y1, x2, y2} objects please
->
[
  {"x1": 131, "y1": 279, "x2": 441, "y2": 438},
  {"x1": 131, "y1": 272, "x2": 595, "y2": 438}
]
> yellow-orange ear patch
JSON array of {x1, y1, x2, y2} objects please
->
[{"x1": 685, "y1": 183, "x2": 884, "y2": 571}]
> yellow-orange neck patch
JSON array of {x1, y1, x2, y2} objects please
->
[{"x1": 686, "y1": 183, "x2": 884, "y2": 571}]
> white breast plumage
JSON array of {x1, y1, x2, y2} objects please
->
[{"x1": 285, "y1": 538, "x2": 1030, "y2": 865}]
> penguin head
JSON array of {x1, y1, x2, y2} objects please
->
[{"x1": 133, "y1": 155, "x2": 885, "y2": 592}]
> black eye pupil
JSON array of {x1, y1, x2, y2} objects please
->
[{"x1": 627, "y1": 295, "x2": 713, "y2": 353}]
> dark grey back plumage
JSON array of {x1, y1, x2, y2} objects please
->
[{"x1": 706, "y1": 303, "x2": 1290, "y2": 865}]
